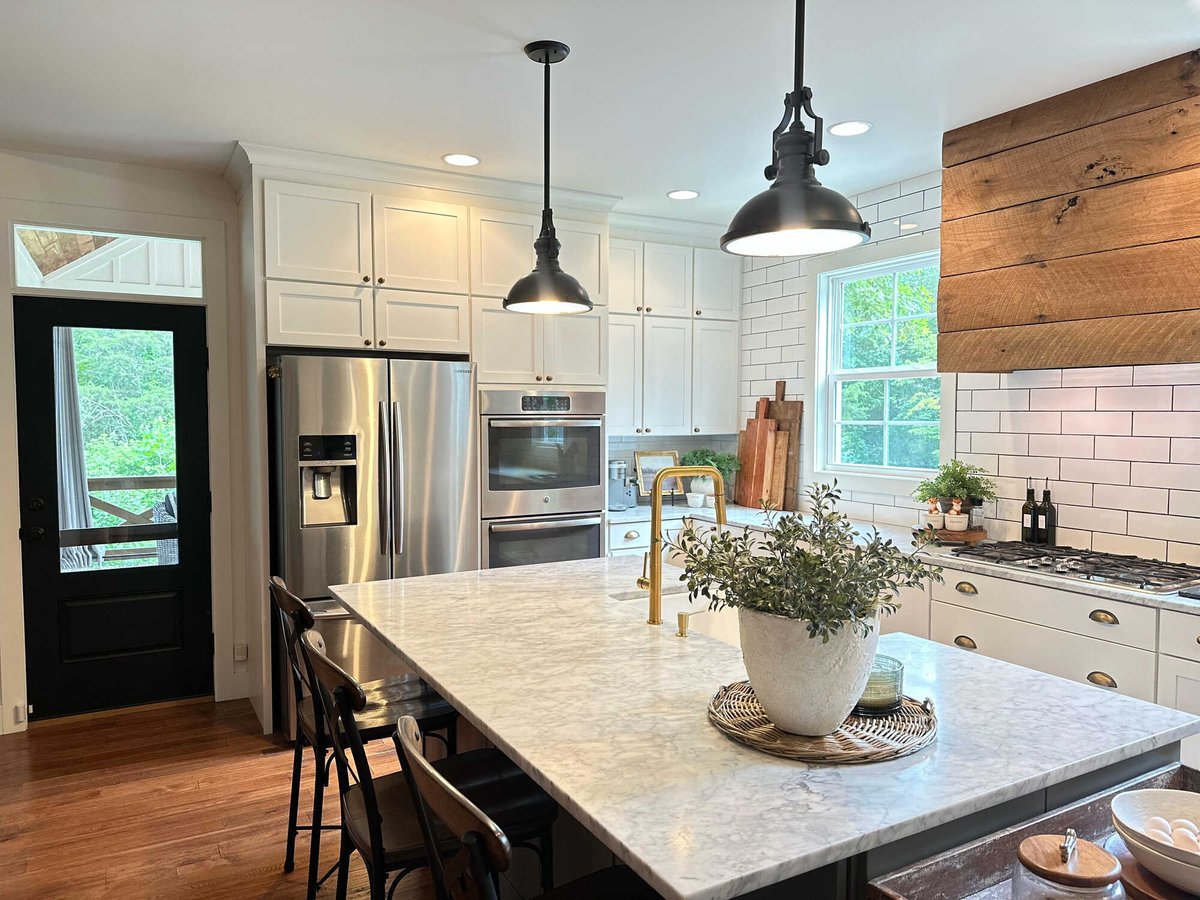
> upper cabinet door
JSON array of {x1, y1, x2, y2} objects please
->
[
  {"x1": 265, "y1": 281, "x2": 374, "y2": 349},
  {"x1": 555, "y1": 219, "x2": 608, "y2": 305},
  {"x1": 693, "y1": 247, "x2": 741, "y2": 321},
  {"x1": 608, "y1": 239, "x2": 644, "y2": 315},
  {"x1": 374, "y1": 289, "x2": 470, "y2": 355},
  {"x1": 471, "y1": 297, "x2": 544, "y2": 384},
  {"x1": 373, "y1": 196, "x2": 470, "y2": 294},
  {"x1": 545, "y1": 307, "x2": 608, "y2": 386},
  {"x1": 642, "y1": 242, "x2": 693, "y2": 318},
  {"x1": 642, "y1": 318, "x2": 693, "y2": 434},
  {"x1": 264, "y1": 181, "x2": 372, "y2": 286},
  {"x1": 691, "y1": 318, "x2": 739, "y2": 434},
  {"x1": 471, "y1": 208, "x2": 538, "y2": 298},
  {"x1": 607, "y1": 313, "x2": 643, "y2": 435}
]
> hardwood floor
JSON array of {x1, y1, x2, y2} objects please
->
[{"x1": 0, "y1": 699, "x2": 435, "y2": 899}]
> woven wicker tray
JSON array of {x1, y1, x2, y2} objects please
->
[{"x1": 708, "y1": 681, "x2": 938, "y2": 764}]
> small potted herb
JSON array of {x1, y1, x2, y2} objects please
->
[
  {"x1": 680, "y1": 448, "x2": 740, "y2": 497},
  {"x1": 672, "y1": 482, "x2": 942, "y2": 736},
  {"x1": 914, "y1": 459, "x2": 997, "y2": 514}
]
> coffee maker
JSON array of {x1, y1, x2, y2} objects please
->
[{"x1": 608, "y1": 460, "x2": 637, "y2": 511}]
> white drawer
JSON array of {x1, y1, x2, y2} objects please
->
[
  {"x1": 1159, "y1": 608, "x2": 1200, "y2": 663},
  {"x1": 609, "y1": 521, "x2": 650, "y2": 552},
  {"x1": 934, "y1": 567, "x2": 1156, "y2": 651},
  {"x1": 931, "y1": 601, "x2": 1156, "y2": 702},
  {"x1": 881, "y1": 581, "x2": 931, "y2": 640}
]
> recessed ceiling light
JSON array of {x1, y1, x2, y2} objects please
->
[
  {"x1": 667, "y1": 189, "x2": 700, "y2": 200},
  {"x1": 442, "y1": 153, "x2": 480, "y2": 167},
  {"x1": 828, "y1": 120, "x2": 872, "y2": 137}
]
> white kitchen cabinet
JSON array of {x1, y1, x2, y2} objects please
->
[
  {"x1": 607, "y1": 314, "x2": 643, "y2": 436},
  {"x1": 690, "y1": 318, "x2": 739, "y2": 434},
  {"x1": 556, "y1": 218, "x2": 607, "y2": 305},
  {"x1": 545, "y1": 307, "x2": 608, "y2": 385},
  {"x1": 264, "y1": 181, "x2": 372, "y2": 286},
  {"x1": 642, "y1": 318, "x2": 693, "y2": 434},
  {"x1": 693, "y1": 248, "x2": 741, "y2": 321},
  {"x1": 372, "y1": 195, "x2": 470, "y2": 294},
  {"x1": 375, "y1": 290, "x2": 470, "y2": 354},
  {"x1": 265, "y1": 281, "x2": 374, "y2": 349},
  {"x1": 471, "y1": 208, "x2": 607, "y2": 302},
  {"x1": 609, "y1": 521, "x2": 651, "y2": 553},
  {"x1": 473, "y1": 297, "x2": 606, "y2": 385},
  {"x1": 643, "y1": 242, "x2": 693, "y2": 318},
  {"x1": 881, "y1": 581, "x2": 931, "y2": 640},
  {"x1": 608, "y1": 238, "x2": 643, "y2": 314},
  {"x1": 1157, "y1": 655, "x2": 1200, "y2": 767}
]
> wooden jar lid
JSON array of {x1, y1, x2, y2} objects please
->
[{"x1": 1018, "y1": 833, "x2": 1122, "y2": 887}]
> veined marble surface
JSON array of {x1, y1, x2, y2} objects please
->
[{"x1": 332, "y1": 557, "x2": 1199, "y2": 900}]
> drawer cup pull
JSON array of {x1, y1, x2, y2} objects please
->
[
  {"x1": 1087, "y1": 671, "x2": 1118, "y2": 689},
  {"x1": 624, "y1": 530, "x2": 640, "y2": 540},
  {"x1": 1088, "y1": 609, "x2": 1119, "y2": 626},
  {"x1": 953, "y1": 635, "x2": 977, "y2": 649},
  {"x1": 955, "y1": 581, "x2": 978, "y2": 595}
]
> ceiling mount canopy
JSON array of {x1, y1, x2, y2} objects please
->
[
  {"x1": 721, "y1": 0, "x2": 871, "y2": 258},
  {"x1": 504, "y1": 39, "x2": 593, "y2": 315}
]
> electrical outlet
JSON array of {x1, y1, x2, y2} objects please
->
[
  {"x1": 233, "y1": 643, "x2": 248, "y2": 662},
  {"x1": 14, "y1": 704, "x2": 27, "y2": 724}
]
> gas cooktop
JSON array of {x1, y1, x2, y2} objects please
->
[{"x1": 949, "y1": 541, "x2": 1200, "y2": 594}]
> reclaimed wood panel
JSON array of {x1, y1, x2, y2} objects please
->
[
  {"x1": 938, "y1": 238, "x2": 1200, "y2": 332},
  {"x1": 937, "y1": 310, "x2": 1200, "y2": 373},
  {"x1": 940, "y1": 165, "x2": 1200, "y2": 276},
  {"x1": 943, "y1": 51, "x2": 1200, "y2": 167},
  {"x1": 943, "y1": 96, "x2": 1200, "y2": 220}
]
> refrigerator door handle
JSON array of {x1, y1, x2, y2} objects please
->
[
  {"x1": 391, "y1": 400, "x2": 405, "y2": 557},
  {"x1": 378, "y1": 400, "x2": 392, "y2": 556}
]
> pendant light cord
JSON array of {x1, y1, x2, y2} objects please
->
[
  {"x1": 794, "y1": 0, "x2": 805, "y2": 99},
  {"x1": 543, "y1": 55, "x2": 551, "y2": 217}
]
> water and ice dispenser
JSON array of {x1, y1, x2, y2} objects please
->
[{"x1": 298, "y1": 435, "x2": 357, "y2": 527}]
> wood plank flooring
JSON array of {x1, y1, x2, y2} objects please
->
[{"x1": 0, "y1": 699, "x2": 435, "y2": 899}]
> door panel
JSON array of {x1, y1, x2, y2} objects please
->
[
  {"x1": 472, "y1": 297, "x2": 543, "y2": 383},
  {"x1": 15, "y1": 297, "x2": 212, "y2": 719},
  {"x1": 373, "y1": 196, "x2": 470, "y2": 294},
  {"x1": 608, "y1": 239, "x2": 644, "y2": 314},
  {"x1": 693, "y1": 247, "x2": 741, "y2": 320},
  {"x1": 374, "y1": 289, "x2": 470, "y2": 354},
  {"x1": 265, "y1": 281, "x2": 373, "y2": 349},
  {"x1": 545, "y1": 307, "x2": 607, "y2": 385},
  {"x1": 471, "y1": 208, "x2": 538, "y2": 298},
  {"x1": 607, "y1": 314, "x2": 643, "y2": 435},
  {"x1": 691, "y1": 318, "x2": 739, "y2": 434},
  {"x1": 264, "y1": 180, "x2": 372, "y2": 285},
  {"x1": 642, "y1": 318, "x2": 693, "y2": 434},
  {"x1": 643, "y1": 242, "x2": 693, "y2": 318},
  {"x1": 555, "y1": 219, "x2": 606, "y2": 304}
]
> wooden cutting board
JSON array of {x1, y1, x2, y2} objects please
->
[
  {"x1": 768, "y1": 432, "x2": 789, "y2": 509},
  {"x1": 736, "y1": 399, "x2": 778, "y2": 508},
  {"x1": 765, "y1": 381, "x2": 803, "y2": 511}
]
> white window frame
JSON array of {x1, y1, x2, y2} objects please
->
[{"x1": 815, "y1": 248, "x2": 947, "y2": 482}]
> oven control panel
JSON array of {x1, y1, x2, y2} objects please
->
[{"x1": 521, "y1": 395, "x2": 570, "y2": 412}]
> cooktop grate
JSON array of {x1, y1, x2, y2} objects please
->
[{"x1": 950, "y1": 541, "x2": 1200, "y2": 594}]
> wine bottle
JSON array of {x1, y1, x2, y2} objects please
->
[
  {"x1": 1038, "y1": 478, "x2": 1057, "y2": 546},
  {"x1": 1021, "y1": 477, "x2": 1038, "y2": 543}
]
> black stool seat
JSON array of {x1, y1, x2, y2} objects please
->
[
  {"x1": 541, "y1": 865, "x2": 660, "y2": 899},
  {"x1": 298, "y1": 674, "x2": 456, "y2": 744}
]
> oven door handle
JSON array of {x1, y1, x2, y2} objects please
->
[
  {"x1": 488, "y1": 418, "x2": 603, "y2": 429},
  {"x1": 488, "y1": 516, "x2": 603, "y2": 533}
]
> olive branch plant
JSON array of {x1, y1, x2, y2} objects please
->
[{"x1": 669, "y1": 482, "x2": 944, "y2": 643}]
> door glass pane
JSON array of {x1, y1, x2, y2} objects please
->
[
  {"x1": 55, "y1": 327, "x2": 178, "y2": 571},
  {"x1": 15, "y1": 225, "x2": 202, "y2": 298},
  {"x1": 487, "y1": 423, "x2": 602, "y2": 491}
]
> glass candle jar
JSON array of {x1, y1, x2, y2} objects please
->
[{"x1": 855, "y1": 655, "x2": 904, "y2": 715}]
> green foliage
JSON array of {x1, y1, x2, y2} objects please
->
[
  {"x1": 680, "y1": 448, "x2": 741, "y2": 479},
  {"x1": 671, "y1": 482, "x2": 943, "y2": 643},
  {"x1": 914, "y1": 458, "x2": 997, "y2": 502}
]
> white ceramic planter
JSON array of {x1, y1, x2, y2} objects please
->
[
  {"x1": 737, "y1": 607, "x2": 881, "y2": 736},
  {"x1": 689, "y1": 475, "x2": 716, "y2": 496}
]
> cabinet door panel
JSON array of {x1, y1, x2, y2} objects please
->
[
  {"x1": 471, "y1": 208, "x2": 538, "y2": 298},
  {"x1": 643, "y1": 242, "x2": 693, "y2": 318},
  {"x1": 556, "y1": 219, "x2": 607, "y2": 304},
  {"x1": 1158, "y1": 655, "x2": 1200, "y2": 767},
  {"x1": 607, "y1": 314, "x2": 643, "y2": 435},
  {"x1": 375, "y1": 290, "x2": 470, "y2": 354},
  {"x1": 472, "y1": 297, "x2": 543, "y2": 383},
  {"x1": 642, "y1": 318, "x2": 692, "y2": 434},
  {"x1": 693, "y1": 247, "x2": 741, "y2": 320},
  {"x1": 264, "y1": 181, "x2": 371, "y2": 285},
  {"x1": 608, "y1": 238, "x2": 644, "y2": 314},
  {"x1": 373, "y1": 196, "x2": 469, "y2": 293},
  {"x1": 691, "y1": 318, "x2": 739, "y2": 434},
  {"x1": 545, "y1": 308, "x2": 607, "y2": 385},
  {"x1": 880, "y1": 581, "x2": 930, "y2": 639},
  {"x1": 266, "y1": 281, "x2": 372, "y2": 348}
]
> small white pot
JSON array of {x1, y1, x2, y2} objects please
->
[
  {"x1": 923, "y1": 511, "x2": 945, "y2": 529},
  {"x1": 737, "y1": 607, "x2": 881, "y2": 736},
  {"x1": 689, "y1": 475, "x2": 716, "y2": 496},
  {"x1": 944, "y1": 512, "x2": 969, "y2": 532}
]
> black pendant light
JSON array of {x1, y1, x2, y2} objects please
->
[
  {"x1": 722, "y1": 0, "x2": 870, "y2": 257},
  {"x1": 504, "y1": 40, "x2": 593, "y2": 315}
]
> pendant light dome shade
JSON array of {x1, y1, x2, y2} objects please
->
[{"x1": 504, "y1": 40, "x2": 593, "y2": 315}]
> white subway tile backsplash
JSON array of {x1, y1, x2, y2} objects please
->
[
  {"x1": 1091, "y1": 531, "x2": 1168, "y2": 560},
  {"x1": 993, "y1": 477, "x2": 1030, "y2": 501},
  {"x1": 1028, "y1": 434, "x2": 1095, "y2": 459},
  {"x1": 1169, "y1": 490, "x2": 1200, "y2": 518},
  {"x1": 923, "y1": 186, "x2": 942, "y2": 209},
  {"x1": 740, "y1": 331, "x2": 767, "y2": 350},
  {"x1": 780, "y1": 311, "x2": 805, "y2": 329},
  {"x1": 957, "y1": 391, "x2": 972, "y2": 411},
  {"x1": 1060, "y1": 367, "x2": 1134, "y2": 387},
  {"x1": 1133, "y1": 364, "x2": 1200, "y2": 385},
  {"x1": 1062, "y1": 458, "x2": 1131, "y2": 485},
  {"x1": 1056, "y1": 528, "x2": 1093, "y2": 550},
  {"x1": 999, "y1": 411, "x2": 1061, "y2": 434},
  {"x1": 1062, "y1": 411, "x2": 1132, "y2": 435},
  {"x1": 1059, "y1": 504, "x2": 1126, "y2": 534},
  {"x1": 972, "y1": 432, "x2": 1030, "y2": 455},
  {"x1": 766, "y1": 328, "x2": 800, "y2": 348},
  {"x1": 750, "y1": 314, "x2": 783, "y2": 333},
  {"x1": 982, "y1": 518, "x2": 1022, "y2": 541},
  {"x1": 743, "y1": 267, "x2": 767, "y2": 287},
  {"x1": 956, "y1": 432, "x2": 972, "y2": 453},
  {"x1": 750, "y1": 347, "x2": 782, "y2": 365},
  {"x1": 764, "y1": 260, "x2": 801, "y2": 282},
  {"x1": 750, "y1": 281, "x2": 784, "y2": 302},
  {"x1": 972, "y1": 389, "x2": 1030, "y2": 411},
  {"x1": 998, "y1": 455, "x2": 1059, "y2": 479},
  {"x1": 873, "y1": 504, "x2": 919, "y2": 527},
  {"x1": 878, "y1": 193, "x2": 923, "y2": 220},
  {"x1": 1134, "y1": 411, "x2": 1200, "y2": 437},
  {"x1": 1175, "y1": 385, "x2": 1200, "y2": 410},
  {"x1": 1030, "y1": 387, "x2": 1096, "y2": 411},
  {"x1": 958, "y1": 453, "x2": 999, "y2": 473},
  {"x1": 1094, "y1": 436, "x2": 1171, "y2": 463},
  {"x1": 858, "y1": 183, "x2": 902, "y2": 206},
  {"x1": 900, "y1": 171, "x2": 941, "y2": 194},
  {"x1": 1048, "y1": 481, "x2": 1094, "y2": 507},
  {"x1": 869, "y1": 219, "x2": 901, "y2": 241},
  {"x1": 1168, "y1": 542, "x2": 1200, "y2": 565},
  {"x1": 1174, "y1": 440, "x2": 1200, "y2": 464},
  {"x1": 1127, "y1": 512, "x2": 1200, "y2": 544},
  {"x1": 1131, "y1": 462, "x2": 1200, "y2": 490},
  {"x1": 1092, "y1": 484, "x2": 1169, "y2": 514},
  {"x1": 1002, "y1": 370, "x2": 1062, "y2": 389},
  {"x1": 958, "y1": 373, "x2": 1001, "y2": 390},
  {"x1": 900, "y1": 208, "x2": 941, "y2": 232},
  {"x1": 956, "y1": 411, "x2": 1000, "y2": 432},
  {"x1": 1096, "y1": 386, "x2": 1173, "y2": 411}
]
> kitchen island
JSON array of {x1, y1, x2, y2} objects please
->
[{"x1": 332, "y1": 557, "x2": 1200, "y2": 899}]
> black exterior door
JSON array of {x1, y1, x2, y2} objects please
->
[{"x1": 15, "y1": 297, "x2": 212, "y2": 719}]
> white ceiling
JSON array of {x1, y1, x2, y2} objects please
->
[{"x1": 0, "y1": 1, "x2": 1196, "y2": 224}]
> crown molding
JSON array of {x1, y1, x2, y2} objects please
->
[
  {"x1": 607, "y1": 211, "x2": 726, "y2": 244},
  {"x1": 223, "y1": 142, "x2": 622, "y2": 213}
]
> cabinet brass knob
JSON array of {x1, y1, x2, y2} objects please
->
[
  {"x1": 362, "y1": 275, "x2": 370, "y2": 283},
  {"x1": 645, "y1": 306, "x2": 653, "y2": 313},
  {"x1": 695, "y1": 310, "x2": 703, "y2": 316},
  {"x1": 546, "y1": 375, "x2": 553, "y2": 382},
  {"x1": 953, "y1": 635, "x2": 977, "y2": 649},
  {"x1": 535, "y1": 375, "x2": 543, "y2": 382},
  {"x1": 378, "y1": 340, "x2": 387, "y2": 347},
  {"x1": 1089, "y1": 609, "x2": 1119, "y2": 626},
  {"x1": 377, "y1": 277, "x2": 385, "y2": 284},
  {"x1": 624, "y1": 530, "x2": 640, "y2": 540},
  {"x1": 636, "y1": 306, "x2": 643, "y2": 312},
  {"x1": 693, "y1": 427, "x2": 700, "y2": 433},
  {"x1": 363, "y1": 339, "x2": 372, "y2": 346},
  {"x1": 1087, "y1": 671, "x2": 1118, "y2": 689},
  {"x1": 644, "y1": 428, "x2": 651, "y2": 433},
  {"x1": 955, "y1": 581, "x2": 978, "y2": 595},
  {"x1": 635, "y1": 428, "x2": 642, "y2": 433}
]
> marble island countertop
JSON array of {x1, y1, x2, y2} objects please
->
[{"x1": 332, "y1": 556, "x2": 1200, "y2": 900}]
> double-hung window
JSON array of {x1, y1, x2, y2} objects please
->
[{"x1": 818, "y1": 251, "x2": 941, "y2": 476}]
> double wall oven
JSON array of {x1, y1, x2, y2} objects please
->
[{"x1": 480, "y1": 389, "x2": 605, "y2": 568}]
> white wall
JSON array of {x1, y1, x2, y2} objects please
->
[{"x1": 0, "y1": 148, "x2": 247, "y2": 733}]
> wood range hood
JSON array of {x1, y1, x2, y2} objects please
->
[{"x1": 937, "y1": 50, "x2": 1200, "y2": 373}]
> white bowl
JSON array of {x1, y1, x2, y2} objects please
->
[
  {"x1": 685, "y1": 492, "x2": 705, "y2": 508},
  {"x1": 1115, "y1": 821, "x2": 1200, "y2": 893},
  {"x1": 943, "y1": 513, "x2": 969, "y2": 532},
  {"x1": 1112, "y1": 788, "x2": 1200, "y2": 865}
]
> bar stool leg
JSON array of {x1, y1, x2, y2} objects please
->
[
  {"x1": 306, "y1": 739, "x2": 327, "y2": 900},
  {"x1": 284, "y1": 734, "x2": 304, "y2": 872},
  {"x1": 335, "y1": 829, "x2": 353, "y2": 900}
]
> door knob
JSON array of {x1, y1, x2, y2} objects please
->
[{"x1": 19, "y1": 526, "x2": 45, "y2": 542}]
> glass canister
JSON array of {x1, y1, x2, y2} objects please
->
[{"x1": 1011, "y1": 830, "x2": 1125, "y2": 899}]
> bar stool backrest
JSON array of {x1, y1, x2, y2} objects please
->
[
  {"x1": 268, "y1": 576, "x2": 327, "y2": 742},
  {"x1": 393, "y1": 715, "x2": 512, "y2": 900}
]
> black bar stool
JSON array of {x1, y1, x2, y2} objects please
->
[
  {"x1": 270, "y1": 576, "x2": 458, "y2": 900},
  {"x1": 299, "y1": 629, "x2": 559, "y2": 900}
]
